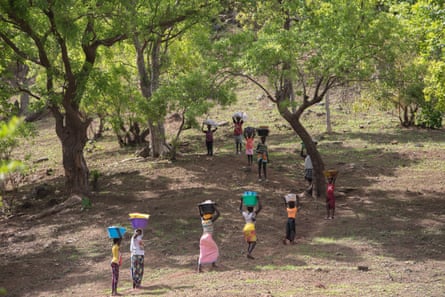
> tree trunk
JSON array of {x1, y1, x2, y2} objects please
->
[
  {"x1": 61, "y1": 132, "x2": 89, "y2": 194},
  {"x1": 325, "y1": 90, "x2": 333, "y2": 134},
  {"x1": 134, "y1": 35, "x2": 168, "y2": 157},
  {"x1": 282, "y1": 112, "x2": 326, "y2": 198},
  {"x1": 149, "y1": 120, "x2": 166, "y2": 158},
  {"x1": 274, "y1": 76, "x2": 326, "y2": 198},
  {"x1": 52, "y1": 107, "x2": 90, "y2": 194}
]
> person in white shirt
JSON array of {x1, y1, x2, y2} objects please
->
[
  {"x1": 300, "y1": 140, "x2": 317, "y2": 195},
  {"x1": 130, "y1": 229, "x2": 144, "y2": 289},
  {"x1": 239, "y1": 196, "x2": 262, "y2": 259}
]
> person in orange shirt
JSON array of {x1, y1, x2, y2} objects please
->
[
  {"x1": 244, "y1": 130, "x2": 255, "y2": 166},
  {"x1": 283, "y1": 195, "x2": 299, "y2": 245}
]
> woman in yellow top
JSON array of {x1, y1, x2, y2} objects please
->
[{"x1": 111, "y1": 238, "x2": 122, "y2": 296}]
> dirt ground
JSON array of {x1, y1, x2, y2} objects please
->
[{"x1": 0, "y1": 116, "x2": 444, "y2": 297}]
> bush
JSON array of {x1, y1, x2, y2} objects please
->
[{"x1": 415, "y1": 103, "x2": 443, "y2": 129}]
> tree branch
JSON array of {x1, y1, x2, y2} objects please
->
[
  {"x1": 0, "y1": 32, "x2": 41, "y2": 65},
  {"x1": 227, "y1": 71, "x2": 277, "y2": 103}
]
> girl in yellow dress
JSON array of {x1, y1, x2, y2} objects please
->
[{"x1": 239, "y1": 196, "x2": 262, "y2": 259}]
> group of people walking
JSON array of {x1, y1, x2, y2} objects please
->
[
  {"x1": 197, "y1": 190, "x2": 302, "y2": 273},
  {"x1": 202, "y1": 113, "x2": 270, "y2": 181},
  {"x1": 109, "y1": 113, "x2": 337, "y2": 295}
]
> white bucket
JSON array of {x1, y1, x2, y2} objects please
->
[
  {"x1": 232, "y1": 112, "x2": 248, "y2": 121},
  {"x1": 203, "y1": 119, "x2": 218, "y2": 127},
  {"x1": 285, "y1": 193, "x2": 297, "y2": 203}
]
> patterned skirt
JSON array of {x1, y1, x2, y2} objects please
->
[{"x1": 131, "y1": 255, "x2": 144, "y2": 288}]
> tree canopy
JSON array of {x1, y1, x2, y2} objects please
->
[{"x1": 1, "y1": 0, "x2": 444, "y2": 194}]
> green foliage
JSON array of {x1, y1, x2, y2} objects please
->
[
  {"x1": 0, "y1": 117, "x2": 29, "y2": 177},
  {"x1": 152, "y1": 24, "x2": 237, "y2": 131},
  {"x1": 90, "y1": 169, "x2": 100, "y2": 182},
  {"x1": 153, "y1": 70, "x2": 236, "y2": 129},
  {"x1": 0, "y1": 117, "x2": 35, "y2": 161},
  {"x1": 415, "y1": 101, "x2": 443, "y2": 129},
  {"x1": 228, "y1": 0, "x2": 397, "y2": 97},
  {"x1": 83, "y1": 61, "x2": 149, "y2": 139},
  {"x1": 367, "y1": 1, "x2": 445, "y2": 127},
  {"x1": 424, "y1": 61, "x2": 445, "y2": 112},
  {"x1": 404, "y1": 1, "x2": 445, "y2": 113},
  {"x1": 0, "y1": 117, "x2": 26, "y2": 214},
  {"x1": 81, "y1": 196, "x2": 92, "y2": 210}
]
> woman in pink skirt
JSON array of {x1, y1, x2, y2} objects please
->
[{"x1": 197, "y1": 206, "x2": 220, "y2": 273}]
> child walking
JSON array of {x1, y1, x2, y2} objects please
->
[
  {"x1": 326, "y1": 175, "x2": 337, "y2": 219},
  {"x1": 198, "y1": 202, "x2": 220, "y2": 273},
  {"x1": 233, "y1": 116, "x2": 244, "y2": 154},
  {"x1": 283, "y1": 194, "x2": 299, "y2": 244},
  {"x1": 256, "y1": 136, "x2": 268, "y2": 181},
  {"x1": 202, "y1": 123, "x2": 217, "y2": 156},
  {"x1": 239, "y1": 195, "x2": 262, "y2": 259},
  {"x1": 245, "y1": 132, "x2": 255, "y2": 166},
  {"x1": 110, "y1": 238, "x2": 122, "y2": 296}
]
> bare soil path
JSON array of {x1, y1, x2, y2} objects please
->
[{"x1": 1, "y1": 117, "x2": 444, "y2": 297}]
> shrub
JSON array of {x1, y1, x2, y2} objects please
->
[{"x1": 415, "y1": 102, "x2": 443, "y2": 129}]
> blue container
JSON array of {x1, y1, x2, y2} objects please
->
[
  {"x1": 107, "y1": 226, "x2": 126, "y2": 239},
  {"x1": 242, "y1": 191, "x2": 258, "y2": 206}
]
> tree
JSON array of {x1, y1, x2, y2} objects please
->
[
  {"x1": 412, "y1": 0, "x2": 445, "y2": 127},
  {"x1": 217, "y1": 0, "x2": 398, "y2": 196},
  {"x1": 370, "y1": 1, "x2": 444, "y2": 128},
  {"x1": 0, "y1": 0, "x2": 127, "y2": 193},
  {"x1": 128, "y1": 0, "x2": 223, "y2": 157},
  {"x1": 82, "y1": 62, "x2": 150, "y2": 145}
]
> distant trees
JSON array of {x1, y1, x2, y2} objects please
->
[
  {"x1": 1, "y1": 0, "x2": 443, "y2": 195},
  {"x1": 214, "y1": 0, "x2": 399, "y2": 196},
  {"x1": 371, "y1": 1, "x2": 444, "y2": 128},
  {"x1": 128, "y1": 0, "x2": 232, "y2": 157}
]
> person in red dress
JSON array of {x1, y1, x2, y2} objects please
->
[{"x1": 326, "y1": 176, "x2": 336, "y2": 219}]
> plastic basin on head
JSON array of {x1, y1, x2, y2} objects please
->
[
  {"x1": 128, "y1": 213, "x2": 150, "y2": 229},
  {"x1": 323, "y1": 170, "x2": 339, "y2": 178},
  {"x1": 198, "y1": 203, "x2": 215, "y2": 215},
  {"x1": 243, "y1": 191, "x2": 258, "y2": 206},
  {"x1": 257, "y1": 127, "x2": 269, "y2": 137},
  {"x1": 107, "y1": 226, "x2": 126, "y2": 239},
  {"x1": 130, "y1": 218, "x2": 149, "y2": 229},
  {"x1": 285, "y1": 193, "x2": 297, "y2": 203}
]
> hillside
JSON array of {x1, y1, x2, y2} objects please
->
[{"x1": 1, "y1": 97, "x2": 444, "y2": 297}]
